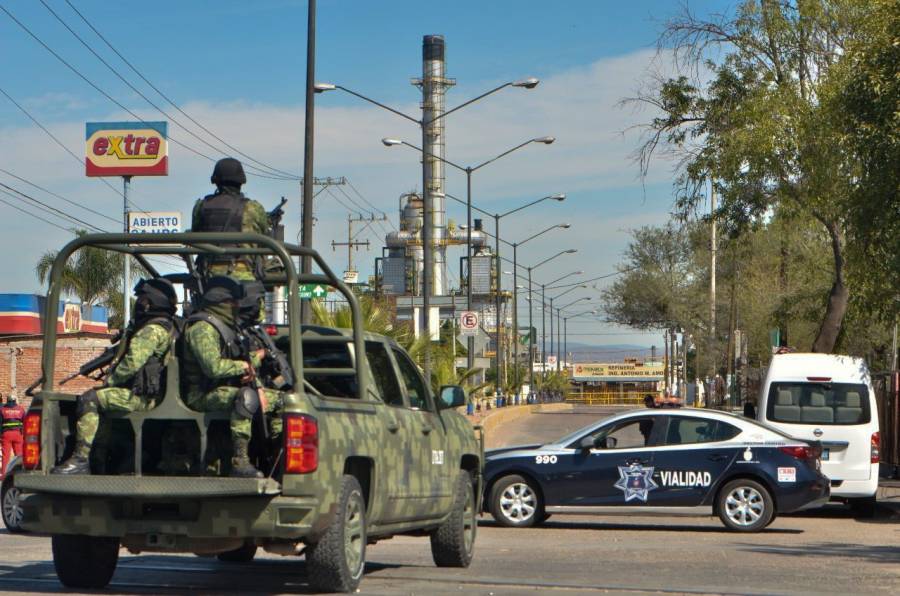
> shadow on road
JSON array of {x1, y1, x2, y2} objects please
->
[
  {"x1": 478, "y1": 518, "x2": 803, "y2": 534},
  {"x1": 737, "y1": 542, "x2": 900, "y2": 564}
]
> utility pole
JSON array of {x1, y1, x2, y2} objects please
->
[
  {"x1": 709, "y1": 181, "x2": 717, "y2": 380},
  {"x1": 663, "y1": 329, "x2": 669, "y2": 396},
  {"x1": 300, "y1": 0, "x2": 317, "y2": 324},
  {"x1": 331, "y1": 214, "x2": 374, "y2": 278}
]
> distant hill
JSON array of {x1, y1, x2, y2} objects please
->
[{"x1": 563, "y1": 342, "x2": 659, "y2": 363}]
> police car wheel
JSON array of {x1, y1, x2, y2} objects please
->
[
  {"x1": 307, "y1": 475, "x2": 366, "y2": 593},
  {"x1": 490, "y1": 474, "x2": 542, "y2": 528},
  {"x1": 2, "y1": 476, "x2": 24, "y2": 533},
  {"x1": 716, "y1": 479, "x2": 773, "y2": 532},
  {"x1": 51, "y1": 534, "x2": 120, "y2": 589}
]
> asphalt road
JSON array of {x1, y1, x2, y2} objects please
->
[{"x1": 1, "y1": 405, "x2": 897, "y2": 595}]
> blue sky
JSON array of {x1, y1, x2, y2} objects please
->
[{"x1": 0, "y1": 0, "x2": 731, "y2": 350}]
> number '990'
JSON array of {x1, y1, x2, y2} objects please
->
[{"x1": 535, "y1": 455, "x2": 558, "y2": 464}]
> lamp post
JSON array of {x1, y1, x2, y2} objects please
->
[
  {"x1": 562, "y1": 308, "x2": 598, "y2": 373},
  {"x1": 548, "y1": 286, "x2": 589, "y2": 373},
  {"x1": 555, "y1": 296, "x2": 591, "y2": 373},
  {"x1": 382, "y1": 139, "x2": 555, "y2": 376},
  {"x1": 316, "y1": 76, "x2": 539, "y2": 383},
  {"x1": 524, "y1": 249, "x2": 577, "y2": 395}
]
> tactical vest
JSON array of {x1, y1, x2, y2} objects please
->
[
  {"x1": 181, "y1": 313, "x2": 246, "y2": 393},
  {"x1": 1, "y1": 404, "x2": 25, "y2": 432},
  {"x1": 109, "y1": 317, "x2": 179, "y2": 397},
  {"x1": 194, "y1": 190, "x2": 248, "y2": 233}
]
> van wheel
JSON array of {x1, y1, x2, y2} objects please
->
[
  {"x1": 51, "y1": 534, "x2": 120, "y2": 588},
  {"x1": 490, "y1": 474, "x2": 542, "y2": 527},
  {"x1": 307, "y1": 475, "x2": 366, "y2": 593},
  {"x1": 716, "y1": 479, "x2": 774, "y2": 532},
  {"x1": 217, "y1": 540, "x2": 257, "y2": 562},
  {"x1": 849, "y1": 496, "x2": 877, "y2": 519},
  {"x1": 431, "y1": 471, "x2": 476, "y2": 567}
]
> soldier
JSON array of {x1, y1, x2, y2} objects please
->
[
  {"x1": 52, "y1": 279, "x2": 179, "y2": 475},
  {"x1": 191, "y1": 157, "x2": 269, "y2": 282},
  {"x1": 1, "y1": 394, "x2": 25, "y2": 478},
  {"x1": 182, "y1": 277, "x2": 267, "y2": 478}
]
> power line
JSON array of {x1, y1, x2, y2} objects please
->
[
  {"x1": 0, "y1": 168, "x2": 120, "y2": 225},
  {"x1": 0, "y1": 3, "x2": 292, "y2": 183},
  {"x1": 347, "y1": 178, "x2": 394, "y2": 228},
  {"x1": 0, "y1": 193, "x2": 74, "y2": 232},
  {"x1": 61, "y1": 0, "x2": 301, "y2": 181},
  {"x1": 0, "y1": 183, "x2": 105, "y2": 231},
  {"x1": 30, "y1": 0, "x2": 297, "y2": 182}
]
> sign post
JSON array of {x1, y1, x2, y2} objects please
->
[{"x1": 85, "y1": 121, "x2": 168, "y2": 330}]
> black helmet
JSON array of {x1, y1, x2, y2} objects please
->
[
  {"x1": 211, "y1": 157, "x2": 246, "y2": 187},
  {"x1": 201, "y1": 276, "x2": 245, "y2": 306},
  {"x1": 134, "y1": 278, "x2": 178, "y2": 318}
]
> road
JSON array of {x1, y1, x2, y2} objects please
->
[{"x1": 1, "y1": 405, "x2": 898, "y2": 595}]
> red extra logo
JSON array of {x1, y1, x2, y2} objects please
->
[{"x1": 85, "y1": 121, "x2": 168, "y2": 177}]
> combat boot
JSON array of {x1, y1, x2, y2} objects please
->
[
  {"x1": 230, "y1": 438, "x2": 262, "y2": 478},
  {"x1": 51, "y1": 443, "x2": 91, "y2": 475}
]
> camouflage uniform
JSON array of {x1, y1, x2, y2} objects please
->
[
  {"x1": 74, "y1": 323, "x2": 172, "y2": 457},
  {"x1": 191, "y1": 191, "x2": 269, "y2": 281}
]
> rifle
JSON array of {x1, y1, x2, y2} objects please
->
[
  {"x1": 243, "y1": 326, "x2": 294, "y2": 390},
  {"x1": 59, "y1": 328, "x2": 129, "y2": 386},
  {"x1": 237, "y1": 332, "x2": 270, "y2": 441},
  {"x1": 267, "y1": 197, "x2": 287, "y2": 241}
]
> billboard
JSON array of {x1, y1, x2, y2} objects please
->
[
  {"x1": 85, "y1": 121, "x2": 168, "y2": 177},
  {"x1": 571, "y1": 362, "x2": 664, "y2": 381},
  {"x1": 128, "y1": 211, "x2": 182, "y2": 234}
]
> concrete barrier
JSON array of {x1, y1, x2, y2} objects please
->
[{"x1": 476, "y1": 402, "x2": 574, "y2": 438}]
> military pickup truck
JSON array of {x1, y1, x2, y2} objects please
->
[{"x1": 15, "y1": 233, "x2": 483, "y2": 593}]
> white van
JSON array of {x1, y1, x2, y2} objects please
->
[{"x1": 757, "y1": 353, "x2": 879, "y2": 509}]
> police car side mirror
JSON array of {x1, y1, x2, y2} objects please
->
[
  {"x1": 438, "y1": 385, "x2": 466, "y2": 409},
  {"x1": 579, "y1": 436, "x2": 595, "y2": 450}
]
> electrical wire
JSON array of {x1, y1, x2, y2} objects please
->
[
  {"x1": 0, "y1": 168, "x2": 120, "y2": 225},
  {"x1": 1, "y1": 183, "x2": 106, "y2": 232},
  {"x1": 61, "y1": 0, "x2": 301, "y2": 181},
  {"x1": 347, "y1": 178, "x2": 394, "y2": 229},
  {"x1": 0, "y1": 194, "x2": 74, "y2": 232},
  {"x1": 0, "y1": 3, "x2": 295, "y2": 182}
]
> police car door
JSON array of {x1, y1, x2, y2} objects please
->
[
  {"x1": 650, "y1": 416, "x2": 740, "y2": 506},
  {"x1": 555, "y1": 415, "x2": 664, "y2": 506}
]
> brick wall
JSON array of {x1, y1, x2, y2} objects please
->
[{"x1": 0, "y1": 334, "x2": 112, "y2": 411}]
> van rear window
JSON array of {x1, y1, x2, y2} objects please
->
[{"x1": 766, "y1": 382, "x2": 870, "y2": 425}]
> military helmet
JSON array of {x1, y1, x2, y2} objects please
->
[
  {"x1": 211, "y1": 157, "x2": 246, "y2": 187},
  {"x1": 134, "y1": 278, "x2": 178, "y2": 317},
  {"x1": 202, "y1": 276, "x2": 245, "y2": 306}
]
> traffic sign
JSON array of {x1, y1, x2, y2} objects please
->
[
  {"x1": 547, "y1": 355, "x2": 558, "y2": 366},
  {"x1": 459, "y1": 311, "x2": 479, "y2": 336},
  {"x1": 299, "y1": 284, "x2": 329, "y2": 299}
]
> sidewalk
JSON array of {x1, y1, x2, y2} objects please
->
[{"x1": 877, "y1": 478, "x2": 900, "y2": 517}]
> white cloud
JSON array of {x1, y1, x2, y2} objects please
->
[{"x1": 1, "y1": 48, "x2": 679, "y2": 347}]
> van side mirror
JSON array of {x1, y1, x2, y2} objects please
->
[{"x1": 438, "y1": 385, "x2": 466, "y2": 409}]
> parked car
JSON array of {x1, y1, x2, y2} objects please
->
[
  {"x1": 484, "y1": 408, "x2": 829, "y2": 532},
  {"x1": 757, "y1": 353, "x2": 879, "y2": 515}
]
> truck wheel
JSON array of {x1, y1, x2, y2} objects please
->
[
  {"x1": 307, "y1": 475, "x2": 366, "y2": 593},
  {"x1": 51, "y1": 534, "x2": 120, "y2": 589},
  {"x1": 716, "y1": 479, "x2": 774, "y2": 532},
  {"x1": 489, "y1": 474, "x2": 542, "y2": 527},
  {"x1": 430, "y1": 471, "x2": 476, "y2": 567},
  {"x1": 2, "y1": 476, "x2": 24, "y2": 533},
  {"x1": 217, "y1": 540, "x2": 257, "y2": 562}
]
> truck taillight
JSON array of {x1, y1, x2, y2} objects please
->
[
  {"x1": 871, "y1": 432, "x2": 880, "y2": 464},
  {"x1": 284, "y1": 414, "x2": 317, "y2": 474},
  {"x1": 23, "y1": 412, "x2": 41, "y2": 468}
]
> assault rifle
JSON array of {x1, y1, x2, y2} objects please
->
[
  {"x1": 267, "y1": 197, "x2": 287, "y2": 241},
  {"x1": 242, "y1": 325, "x2": 294, "y2": 391},
  {"x1": 59, "y1": 327, "x2": 129, "y2": 386}
]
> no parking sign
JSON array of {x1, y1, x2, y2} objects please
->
[{"x1": 459, "y1": 311, "x2": 479, "y2": 336}]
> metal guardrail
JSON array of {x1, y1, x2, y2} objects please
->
[{"x1": 566, "y1": 392, "x2": 656, "y2": 406}]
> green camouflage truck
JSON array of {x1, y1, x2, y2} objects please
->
[{"x1": 15, "y1": 233, "x2": 483, "y2": 593}]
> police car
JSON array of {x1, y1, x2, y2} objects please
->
[{"x1": 484, "y1": 408, "x2": 829, "y2": 532}]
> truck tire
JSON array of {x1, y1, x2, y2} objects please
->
[
  {"x1": 307, "y1": 475, "x2": 366, "y2": 593},
  {"x1": 51, "y1": 534, "x2": 120, "y2": 589},
  {"x1": 217, "y1": 540, "x2": 257, "y2": 562},
  {"x1": 430, "y1": 471, "x2": 476, "y2": 567},
  {"x1": 2, "y1": 475, "x2": 24, "y2": 533}
]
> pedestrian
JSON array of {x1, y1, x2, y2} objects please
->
[
  {"x1": 191, "y1": 157, "x2": 270, "y2": 282},
  {"x1": 51, "y1": 279, "x2": 180, "y2": 475},
  {"x1": 1, "y1": 393, "x2": 25, "y2": 478},
  {"x1": 639, "y1": 395, "x2": 656, "y2": 445}
]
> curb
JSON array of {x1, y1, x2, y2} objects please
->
[{"x1": 470, "y1": 402, "x2": 574, "y2": 439}]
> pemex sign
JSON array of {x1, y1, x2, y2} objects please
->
[{"x1": 85, "y1": 121, "x2": 168, "y2": 177}]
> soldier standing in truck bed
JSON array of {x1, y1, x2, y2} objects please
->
[{"x1": 191, "y1": 157, "x2": 269, "y2": 282}]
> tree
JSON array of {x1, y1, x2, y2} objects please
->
[{"x1": 629, "y1": 0, "x2": 870, "y2": 353}]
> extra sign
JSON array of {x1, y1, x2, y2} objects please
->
[
  {"x1": 85, "y1": 121, "x2": 168, "y2": 177},
  {"x1": 459, "y1": 311, "x2": 479, "y2": 336},
  {"x1": 128, "y1": 211, "x2": 182, "y2": 234}
]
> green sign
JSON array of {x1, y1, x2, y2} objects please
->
[{"x1": 299, "y1": 284, "x2": 329, "y2": 299}]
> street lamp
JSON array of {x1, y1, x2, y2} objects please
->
[
  {"x1": 382, "y1": 138, "x2": 555, "y2": 377},
  {"x1": 316, "y1": 77, "x2": 539, "y2": 383},
  {"x1": 555, "y1": 296, "x2": 592, "y2": 373},
  {"x1": 562, "y1": 308, "x2": 598, "y2": 372},
  {"x1": 525, "y1": 249, "x2": 576, "y2": 394},
  {"x1": 548, "y1": 287, "x2": 588, "y2": 371}
]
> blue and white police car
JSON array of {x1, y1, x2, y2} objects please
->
[{"x1": 484, "y1": 408, "x2": 829, "y2": 532}]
